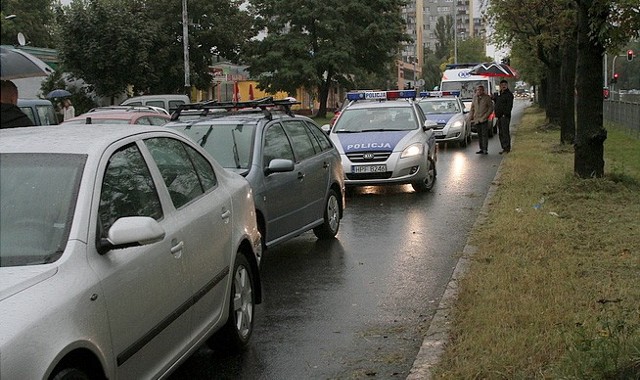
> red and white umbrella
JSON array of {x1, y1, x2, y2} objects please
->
[{"x1": 468, "y1": 62, "x2": 519, "y2": 78}]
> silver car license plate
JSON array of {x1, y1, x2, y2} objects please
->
[{"x1": 352, "y1": 164, "x2": 387, "y2": 173}]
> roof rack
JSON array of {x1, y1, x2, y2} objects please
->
[
  {"x1": 87, "y1": 105, "x2": 169, "y2": 115},
  {"x1": 170, "y1": 96, "x2": 301, "y2": 121}
]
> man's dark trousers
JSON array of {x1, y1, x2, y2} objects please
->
[
  {"x1": 498, "y1": 115, "x2": 511, "y2": 151},
  {"x1": 477, "y1": 121, "x2": 489, "y2": 153}
]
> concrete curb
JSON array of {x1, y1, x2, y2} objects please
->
[{"x1": 406, "y1": 155, "x2": 506, "y2": 380}]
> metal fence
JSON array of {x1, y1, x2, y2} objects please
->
[{"x1": 604, "y1": 99, "x2": 640, "y2": 138}]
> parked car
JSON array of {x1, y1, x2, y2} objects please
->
[
  {"x1": 417, "y1": 90, "x2": 471, "y2": 147},
  {"x1": 164, "y1": 98, "x2": 346, "y2": 249},
  {"x1": 120, "y1": 94, "x2": 190, "y2": 113},
  {"x1": 0, "y1": 124, "x2": 262, "y2": 379},
  {"x1": 325, "y1": 90, "x2": 438, "y2": 192},
  {"x1": 17, "y1": 98, "x2": 58, "y2": 126},
  {"x1": 61, "y1": 106, "x2": 170, "y2": 126}
]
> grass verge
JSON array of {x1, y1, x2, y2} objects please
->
[{"x1": 432, "y1": 106, "x2": 640, "y2": 379}]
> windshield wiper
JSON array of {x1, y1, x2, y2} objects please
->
[
  {"x1": 198, "y1": 125, "x2": 214, "y2": 146},
  {"x1": 231, "y1": 128, "x2": 241, "y2": 169}
]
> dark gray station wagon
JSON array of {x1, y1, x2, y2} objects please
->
[{"x1": 165, "y1": 98, "x2": 346, "y2": 249}]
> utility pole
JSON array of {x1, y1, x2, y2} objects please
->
[
  {"x1": 453, "y1": 1, "x2": 458, "y2": 64},
  {"x1": 182, "y1": 0, "x2": 190, "y2": 98}
]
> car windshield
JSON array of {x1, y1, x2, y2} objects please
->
[
  {"x1": 333, "y1": 107, "x2": 417, "y2": 133},
  {"x1": 419, "y1": 100, "x2": 461, "y2": 114},
  {"x1": 440, "y1": 80, "x2": 488, "y2": 100},
  {"x1": 175, "y1": 123, "x2": 256, "y2": 170},
  {"x1": 0, "y1": 153, "x2": 86, "y2": 267}
]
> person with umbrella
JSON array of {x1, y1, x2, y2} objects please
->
[
  {"x1": 1, "y1": 80, "x2": 33, "y2": 128},
  {"x1": 62, "y1": 98, "x2": 75, "y2": 121},
  {"x1": 494, "y1": 80, "x2": 514, "y2": 154}
]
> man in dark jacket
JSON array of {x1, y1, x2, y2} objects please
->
[
  {"x1": 494, "y1": 80, "x2": 514, "y2": 154},
  {"x1": 1, "y1": 80, "x2": 34, "y2": 129}
]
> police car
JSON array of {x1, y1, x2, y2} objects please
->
[
  {"x1": 327, "y1": 90, "x2": 438, "y2": 192},
  {"x1": 417, "y1": 90, "x2": 471, "y2": 147}
]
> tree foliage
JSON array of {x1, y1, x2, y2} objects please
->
[
  {"x1": 1, "y1": 0, "x2": 56, "y2": 47},
  {"x1": 487, "y1": 0, "x2": 640, "y2": 177},
  {"x1": 56, "y1": 0, "x2": 252, "y2": 99},
  {"x1": 242, "y1": 0, "x2": 409, "y2": 117}
]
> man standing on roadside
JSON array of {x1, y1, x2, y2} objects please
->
[
  {"x1": 494, "y1": 80, "x2": 514, "y2": 154},
  {"x1": 469, "y1": 84, "x2": 493, "y2": 155},
  {"x1": 1, "y1": 80, "x2": 33, "y2": 129}
]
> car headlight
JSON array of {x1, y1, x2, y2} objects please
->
[
  {"x1": 400, "y1": 143, "x2": 424, "y2": 158},
  {"x1": 448, "y1": 120, "x2": 464, "y2": 131}
]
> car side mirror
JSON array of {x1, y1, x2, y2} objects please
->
[
  {"x1": 264, "y1": 158, "x2": 295, "y2": 176},
  {"x1": 423, "y1": 119, "x2": 437, "y2": 131},
  {"x1": 97, "y1": 216, "x2": 165, "y2": 255},
  {"x1": 321, "y1": 124, "x2": 331, "y2": 134}
]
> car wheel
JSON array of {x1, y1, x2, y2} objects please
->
[
  {"x1": 51, "y1": 368, "x2": 90, "y2": 380},
  {"x1": 412, "y1": 157, "x2": 436, "y2": 192},
  {"x1": 208, "y1": 254, "x2": 255, "y2": 352},
  {"x1": 459, "y1": 133, "x2": 468, "y2": 148},
  {"x1": 313, "y1": 189, "x2": 340, "y2": 239}
]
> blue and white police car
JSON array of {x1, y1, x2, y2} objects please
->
[
  {"x1": 327, "y1": 90, "x2": 438, "y2": 192},
  {"x1": 417, "y1": 90, "x2": 471, "y2": 147}
]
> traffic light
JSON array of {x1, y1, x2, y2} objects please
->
[
  {"x1": 611, "y1": 73, "x2": 619, "y2": 84},
  {"x1": 627, "y1": 49, "x2": 634, "y2": 61}
]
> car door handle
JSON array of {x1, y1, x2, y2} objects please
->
[
  {"x1": 170, "y1": 240, "x2": 184, "y2": 254},
  {"x1": 221, "y1": 209, "x2": 231, "y2": 220},
  {"x1": 323, "y1": 161, "x2": 330, "y2": 169},
  {"x1": 297, "y1": 172, "x2": 305, "y2": 180}
]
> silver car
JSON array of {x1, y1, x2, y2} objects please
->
[
  {"x1": 0, "y1": 124, "x2": 262, "y2": 379},
  {"x1": 327, "y1": 90, "x2": 438, "y2": 192},
  {"x1": 165, "y1": 98, "x2": 345, "y2": 249},
  {"x1": 417, "y1": 91, "x2": 471, "y2": 147}
]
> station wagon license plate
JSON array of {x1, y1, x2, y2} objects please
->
[{"x1": 352, "y1": 164, "x2": 387, "y2": 173}]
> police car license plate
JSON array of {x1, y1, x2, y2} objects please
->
[{"x1": 352, "y1": 164, "x2": 387, "y2": 173}]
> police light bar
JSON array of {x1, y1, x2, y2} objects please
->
[
  {"x1": 346, "y1": 90, "x2": 417, "y2": 101},
  {"x1": 419, "y1": 90, "x2": 461, "y2": 97}
]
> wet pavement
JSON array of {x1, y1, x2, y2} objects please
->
[{"x1": 170, "y1": 101, "x2": 529, "y2": 379}]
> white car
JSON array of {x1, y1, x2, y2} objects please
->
[
  {"x1": 0, "y1": 124, "x2": 262, "y2": 379},
  {"x1": 327, "y1": 90, "x2": 438, "y2": 192}
]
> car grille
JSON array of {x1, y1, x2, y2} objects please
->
[
  {"x1": 346, "y1": 151, "x2": 391, "y2": 162},
  {"x1": 434, "y1": 123, "x2": 446, "y2": 130},
  {"x1": 346, "y1": 172, "x2": 393, "y2": 180}
]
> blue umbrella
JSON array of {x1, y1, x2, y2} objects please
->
[{"x1": 46, "y1": 89, "x2": 72, "y2": 99}]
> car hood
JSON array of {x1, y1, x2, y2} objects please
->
[
  {"x1": 425, "y1": 113, "x2": 455, "y2": 124},
  {"x1": 333, "y1": 130, "x2": 411, "y2": 154},
  {"x1": 0, "y1": 266, "x2": 57, "y2": 302}
]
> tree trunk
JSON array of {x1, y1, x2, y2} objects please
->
[
  {"x1": 545, "y1": 64, "x2": 562, "y2": 126},
  {"x1": 539, "y1": 76, "x2": 548, "y2": 110},
  {"x1": 574, "y1": 0, "x2": 607, "y2": 178},
  {"x1": 560, "y1": 28, "x2": 577, "y2": 144},
  {"x1": 316, "y1": 77, "x2": 330, "y2": 118}
]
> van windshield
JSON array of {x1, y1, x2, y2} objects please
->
[{"x1": 440, "y1": 80, "x2": 489, "y2": 100}]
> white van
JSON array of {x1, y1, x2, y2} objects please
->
[
  {"x1": 120, "y1": 94, "x2": 190, "y2": 113},
  {"x1": 439, "y1": 65, "x2": 498, "y2": 135}
]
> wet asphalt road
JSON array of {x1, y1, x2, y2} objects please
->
[{"x1": 171, "y1": 101, "x2": 529, "y2": 380}]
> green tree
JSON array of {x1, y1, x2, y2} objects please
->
[
  {"x1": 434, "y1": 15, "x2": 453, "y2": 59},
  {"x1": 242, "y1": 0, "x2": 409, "y2": 117},
  {"x1": 489, "y1": 0, "x2": 640, "y2": 177},
  {"x1": 56, "y1": 0, "x2": 156, "y2": 101},
  {"x1": 573, "y1": 0, "x2": 639, "y2": 177},
  {"x1": 1, "y1": 0, "x2": 56, "y2": 47},
  {"x1": 56, "y1": 0, "x2": 252, "y2": 100},
  {"x1": 140, "y1": 0, "x2": 254, "y2": 93}
]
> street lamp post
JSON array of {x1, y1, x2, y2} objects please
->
[{"x1": 182, "y1": 0, "x2": 190, "y2": 98}]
